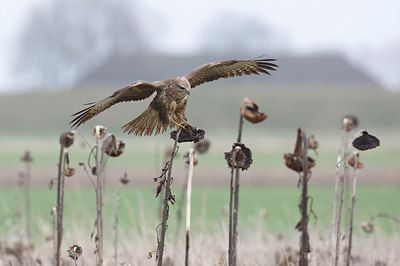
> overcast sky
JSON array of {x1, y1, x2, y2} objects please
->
[{"x1": 1, "y1": 0, "x2": 400, "y2": 92}]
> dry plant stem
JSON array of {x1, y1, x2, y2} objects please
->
[
  {"x1": 228, "y1": 159, "x2": 235, "y2": 266},
  {"x1": 329, "y1": 128, "x2": 346, "y2": 257},
  {"x1": 299, "y1": 129, "x2": 310, "y2": 266},
  {"x1": 185, "y1": 148, "x2": 195, "y2": 266},
  {"x1": 55, "y1": 144, "x2": 65, "y2": 266},
  {"x1": 23, "y1": 157, "x2": 31, "y2": 242},
  {"x1": 157, "y1": 128, "x2": 181, "y2": 266},
  {"x1": 334, "y1": 130, "x2": 364, "y2": 266},
  {"x1": 114, "y1": 183, "x2": 121, "y2": 265},
  {"x1": 346, "y1": 157, "x2": 358, "y2": 266},
  {"x1": 95, "y1": 137, "x2": 104, "y2": 266},
  {"x1": 231, "y1": 114, "x2": 244, "y2": 266},
  {"x1": 232, "y1": 167, "x2": 240, "y2": 266}
]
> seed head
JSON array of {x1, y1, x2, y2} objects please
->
[
  {"x1": 59, "y1": 131, "x2": 75, "y2": 148},
  {"x1": 284, "y1": 153, "x2": 316, "y2": 173},
  {"x1": 240, "y1": 98, "x2": 267, "y2": 123},
  {"x1": 93, "y1": 125, "x2": 107, "y2": 139},
  {"x1": 348, "y1": 152, "x2": 364, "y2": 169},
  {"x1": 64, "y1": 167, "x2": 75, "y2": 177},
  {"x1": 21, "y1": 151, "x2": 33, "y2": 162},
  {"x1": 308, "y1": 135, "x2": 319, "y2": 151},
  {"x1": 170, "y1": 124, "x2": 205, "y2": 143},
  {"x1": 361, "y1": 221, "x2": 374, "y2": 233},
  {"x1": 284, "y1": 128, "x2": 316, "y2": 173},
  {"x1": 103, "y1": 135, "x2": 125, "y2": 157},
  {"x1": 194, "y1": 139, "x2": 211, "y2": 154},
  {"x1": 342, "y1": 115, "x2": 358, "y2": 132},
  {"x1": 119, "y1": 172, "x2": 129, "y2": 185},
  {"x1": 67, "y1": 244, "x2": 83, "y2": 261},
  {"x1": 352, "y1": 131, "x2": 380, "y2": 151},
  {"x1": 224, "y1": 143, "x2": 253, "y2": 170}
]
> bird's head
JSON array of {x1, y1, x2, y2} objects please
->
[{"x1": 175, "y1": 77, "x2": 191, "y2": 96}]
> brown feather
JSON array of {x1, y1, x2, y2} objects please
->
[
  {"x1": 121, "y1": 106, "x2": 170, "y2": 136},
  {"x1": 185, "y1": 58, "x2": 278, "y2": 88},
  {"x1": 70, "y1": 81, "x2": 158, "y2": 128}
]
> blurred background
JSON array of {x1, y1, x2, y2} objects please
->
[{"x1": 1, "y1": 0, "x2": 399, "y2": 184}]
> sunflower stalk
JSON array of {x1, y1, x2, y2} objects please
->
[
  {"x1": 298, "y1": 129, "x2": 310, "y2": 266},
  {"x1": 230, "y1": 114, "x2": 244, "y2": 266},
  {"x1": 185, "y1": 148, "x2": 195, "y2": 266},
  {"x1": 329, "y1": 127, "x2": 346, "y2": 257},
  {"x1": 55, "y1": 145, "x2": 65, "y2": 266},
  {"x1": 157, "y1": 128, "x2": 181, "y2": 266},
  {"x1": 346, "y1": 154, "x2": 358, "y2": 266},
  {"x1": 334, "y1": 130, "x2": 364, "y2": 266}
]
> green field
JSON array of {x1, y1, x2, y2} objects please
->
[{"x1": 1, "y1": 184, "x2": 399, "y2": 244}]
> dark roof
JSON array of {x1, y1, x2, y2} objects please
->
[{"x1": 77, "y1": 53, "x2": 381, "y2": 88}]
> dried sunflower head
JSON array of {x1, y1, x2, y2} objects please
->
[
  {"x1": 342, "y1": 115, "x2": 358, "y2": 132},
  {"x1": 21, "y1": 151, "x2": 33, "y2": 162},
  {"x1": 283, "y1": 153, "x2": 316, "y2": 173},
  {"x1": 284, "y1": 128, "x2": 316, "y2": 172},
  {"x1": 308, "y1": 135, "x2": 319, "y2": 151},
  {"x1": 59, "y1": 131, "x2": 75, "y2": 148},
  {"x1": 352, "y1": 131, "x2": 380, "y2": 151},
  {"x1": 224, "y1": 143, "x2": 253, "y2": 170},
  {"x1": 348, "y1": 152, "x2": 364, "y2": 169},
  {"x1": 67, "y1": 244, "x2": 83, "y2": 260},
  {"x1": 93, "y1": 125, "x2": 107, "y2": 139},
  {"x1": 104, "y1": 135, "x2": 125, "y2": 157},
  {"x1": 240, "y1": 98, "x2": 267, "y2": 123},
  {"x1": 64, "y1": 167, "x2": 75, "y2": 177},
  {"x1": 361, "y1": 221, "x2": 374, "y2": 233},
  {"x1": 194, "y1": 139, "x2": 211, "y2": 154},
  {"x1": 170, "y1": 124, "x2": 205, "y2": 143},
  {"x1": 119, "y1": 172, "x2": 129, "y2": 185}
]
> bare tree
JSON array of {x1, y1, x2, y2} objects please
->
[{"x1": 15, "y1": 0, "x2": 145, "y2": 88}]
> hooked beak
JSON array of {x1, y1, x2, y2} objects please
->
[{"x1": 186, "y1": 88, "x2": 191, "y2": 95}]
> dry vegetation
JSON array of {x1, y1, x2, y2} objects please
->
[{"x1": 0, "y1": 90, "x2": 399, "y2": 265}]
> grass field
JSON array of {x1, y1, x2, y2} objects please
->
[
  {"x1": 1, "y1": 185, "x2": 399, "y2": 264},
  {"x1": 1, "y1": 184, "x2": 399, "y2": 236}
]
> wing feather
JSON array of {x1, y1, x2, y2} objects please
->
[
  {"x1": 70, "y1": 81, "x2": 158, "y2": 128},
  {"x1": 185, "y1": 58, "x2": 278, "y2": 88}
]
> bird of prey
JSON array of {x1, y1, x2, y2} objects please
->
[{"x1": 71, "y1": 58, "x2": 278, "y2": 136}]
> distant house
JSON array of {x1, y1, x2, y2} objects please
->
[{"x1": 77, "y1": 53, "x2": 381, "y2": 89}]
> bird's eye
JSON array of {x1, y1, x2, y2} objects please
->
[{"x1": 180, "y1": 86, "x2": 186, "y2": 90}]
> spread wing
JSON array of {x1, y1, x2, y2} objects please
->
[
  {"x1": 184, "y1": 58, "x2": 278, "y2": 88},
  {"x1": 70, "y1": 81, "x2": 158, "y2": 128}
]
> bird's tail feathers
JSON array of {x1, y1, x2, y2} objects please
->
[{"x1": 122, "y1": 107, "x2": 169, "y2": 136}]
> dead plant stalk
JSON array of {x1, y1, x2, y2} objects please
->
[
  {"x1": 229, "y1": 114, "x2": 244, "y2": 266},
  {"x1": 185, "y1": 148, "x2": 195, "y2": 266},
  {"x1": 55, "y1": 145, "x2": 65, "y2": 266},
  {"x1": 114, "y1": 182, "x2": 121, "y2": 265},
  {"x1": 22, "y1": 153, "x2": 32, "y2": 243},
  {"x1": 329, "y1": 127, "x2": 346, "y2": 256},
  {"x1": 334, "y1": 130, "x2": 364, "y2": 266},
  {"x1": 157, "y1": 128, "x2": 181, "y2": 266},
  {"x1": 299, "y1": 129, "x2": 310, "y2": 266},
  {"x1": 346, "y1": 155, "x2": 358, "y2": 266}
]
